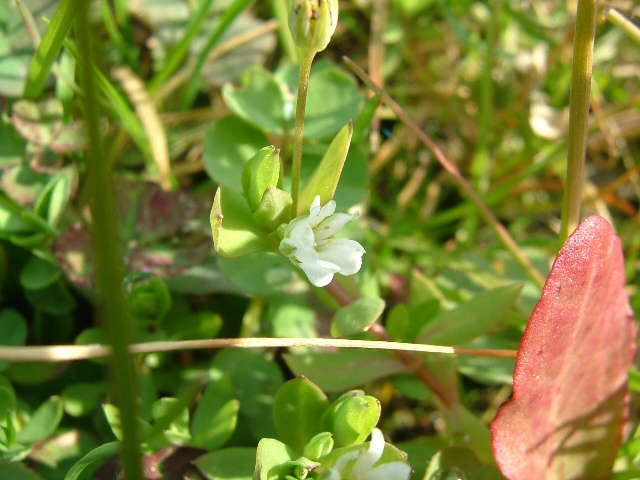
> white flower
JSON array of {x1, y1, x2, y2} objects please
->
[
  {"x1": 279, "y1": 196, "x2": 365, "y2": 287},
  {"x1": 322, "y1": 429, "x2": 412, "y2": 480}
]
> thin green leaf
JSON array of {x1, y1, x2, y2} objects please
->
[
  {"x1": 63, "y1": 442, "x2": 121, "y2": 480},
  {"x1": 180, "y1": 0, "x2": 254, "y2": 108},
  {"x1": 23, "y1": 0, "x2": 79, "y2": 99},
  {"x1": 148, "y1": 0, "x2": 216, "y2": 92}
]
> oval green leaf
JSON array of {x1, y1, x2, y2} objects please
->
[{"x1": 330, "y1": 297, "x2": 385, "y2": 337}]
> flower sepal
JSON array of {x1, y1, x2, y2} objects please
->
[
  {"x1": 252, "y1": 186, "x2": 292, "y2": 233},
  {"x1": 210, "y1": 186, "x2": 273, "y2": 258}
]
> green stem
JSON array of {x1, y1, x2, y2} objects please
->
[
  {"x1": 75, "y1": 6, "x2": 142, "y2": 480},
  {"x1": 606, "y1": 8, "x2": 640, "y2": 46},
  {"x1": 560, "y1": 0, "x2": 596, "y2": 243},
  {"x1": 290, "y1": 50, "x2": 315, "y2": 218},
  {"x1": 464, "y1": 0, "x2": 501, "y2": 245}
]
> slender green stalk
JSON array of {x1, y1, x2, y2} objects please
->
[
  {"x1": 74, "y1": 6, "x2": 142, "y2": 480},
  {"x1": 465, "y1": 0, "x2": 501, "y2": 244},
  {"x1": 607, "y1": 8, "x2": 640, "y2": 46},
  {"x1": 471, "y1": 0, "x2": 500, "y2": 195},
  {"x1": 560, "y1": 0, "x2": 596, "y2": 243},
  {"x1": 291, "y1": 50, "x2": 315, "y2": 218}
]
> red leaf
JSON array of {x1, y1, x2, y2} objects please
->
[{"x1": 491, "y1": 216, "x2": 636, "y2": 479}]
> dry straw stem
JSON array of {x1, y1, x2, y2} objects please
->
[
  {"x1": 0, "y1": 338, "x2": 517, "y2": 362},
  {"x1": 112, "y1": 67, "x2": 173, "y2": 191},
  {"x1": 343, "y1": 56, "x2": 546, "y2": 289}
]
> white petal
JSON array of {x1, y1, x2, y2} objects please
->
[
  {"x1": 352, "y1": 429, "x2": 384, "y2": 475},
  {"x1": 315, "y1": 213, "x2": 354, "y2": 241},
  {"x1": 333, "y1": 450, "x2": 360, "y2": 472},
  {"x1": 363, "y1": 462, "x2": 412, "y2": 480},
  {"x1": 309, "y1": 198, "x2": 336, "y2": 227},
  {"x1": 317, "y1": 238, "x2": 365, "y2": 276},
  {"x1": 307, "y1": 196, "x2": 323, "y2": 224},
  {"x1": 286, "y1": 217, "x2": 314, "y2": 241},
  {"x1": 280, "y1": 221, "x2": 315, "y2": 258},
  {"x1": 299, "y1": 260, "x2": 339, "y2": 287}
]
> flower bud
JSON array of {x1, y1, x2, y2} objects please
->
[
  {"x1": 331, "y1": 395, "x2": 381, "y2": 447},
  {"x1": 288, "y1": 0, "x2": 339, "y2": 53},
  {"x1": 303, "y1": 432, "x2": 334, "y2": 460},
  {"x1": 241, "y1": 146, "x2": 281, "y2": 212},
  {"x1": 252, "y1": 187, "x2": 292, "y2": 232},
  {"x1": 122, "y1": 271, "x2": 171, "y2": 326}
]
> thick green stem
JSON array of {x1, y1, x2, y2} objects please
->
[
  {"x1": 291, "y1": 50, "x2": 316, "y2": 218},
  {"x1": 560, "y1": 0, "x2": 596, "y2": 243},
  {"x1": 75, "y1": 6, "x2": 142, "y2": 479}
]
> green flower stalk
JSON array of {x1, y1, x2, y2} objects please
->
[{"x1": 288, "y1": 0, "x2": 339, "y2": 218}]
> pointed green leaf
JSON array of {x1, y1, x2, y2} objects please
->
[
  {"x1": 298, "y1": 122, "x2": 353, "y2": 215},
  {"x1": 284, "y1": 349, "x2": 406, "y2": 392},
  {"x1": 443, "y1": 404, "x2": 494, "y2": 465},
  {"x1": 63, "y1": 441, "x2": 121, "y2": 480},
  {"x1": 352, "y1": 93, "x2": 381, "y2": 143},
  {"x1": 16, "y1": 396, "x2": 64, "y2": 445},
  {"x1": 416, "y1": 284, "x2": 523, "y2": 346}
]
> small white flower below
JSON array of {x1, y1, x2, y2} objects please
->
[
  {"x1": 279, "y1": 196, "x2": 365, "y2": 287},
  {"x1": 322, "y1": 429, "x2": 412, "y2": 480}
]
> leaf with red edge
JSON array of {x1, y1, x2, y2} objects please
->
[{"x1": 491, "y1": 216, "x2": 636, "y2": 479}]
